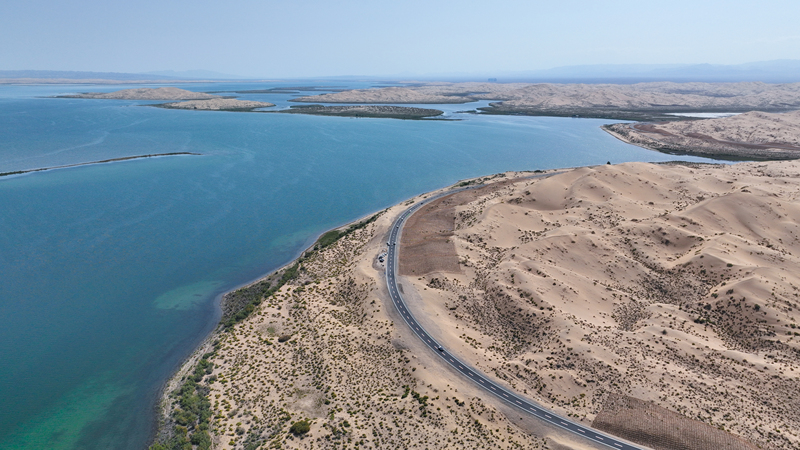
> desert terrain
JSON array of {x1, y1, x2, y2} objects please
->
[
  {"x1": 293, "y1": 81, "x2": 800, "y2": 120},
  {"x1": 61, "y1": 86, "x2": 219, "y2": 100},
  {"x1": 399, "y1": 161, "x2": 800, "y2": 449},
  {"x1": 158, "y1": 98, "x2": 275, "y2": 111},
  {"x1": 155, "y1": 189, "x2": 581, "y2": 450},
  {"x1": 156, "y1": 161, "x2": 800, "y2": 450},
  {"x1": 604, "y1": 111, "x2": 800, "y2": 160}
]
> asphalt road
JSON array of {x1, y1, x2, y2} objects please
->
[{"x1": 384, "y1": 188, "x2": 644, "y2": 450}]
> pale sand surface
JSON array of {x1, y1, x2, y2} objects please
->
[
  {"x1": 400, "y1": 161, "x2": 800, "y2": 449},
  {"x1": 183, "y1": 161, "x2": 800, "y2": 450},
  {"x1": 190, "y1": 180, "x2": 602, "y2": 450},
  {"x1": 293, "y1": 82, "x2": 800, "y2": 113},
  {"x1": 604, "y1": 111, "x2": 800, "y2": 160},
  {"x1": 62, "y1": 87, "x2": 218, "y2": 100},
  {"x1": 159, "y1": 98, "x2": 275, "y2": 110}
]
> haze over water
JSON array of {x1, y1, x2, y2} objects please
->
[{"x1": 0, "y1": 82, "x2": 721, "y2": 449}]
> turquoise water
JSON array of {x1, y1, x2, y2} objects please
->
[{"x1": 0, "y1": 83, "x2": 721, "y2": 449}]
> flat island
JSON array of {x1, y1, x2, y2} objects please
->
[
  {"x1": 155, "y1": 161, "x2": 800, "y2": 450},
  {"x1": 59, "y1": 87, "x2": 219, "y2": 100},
  {"x1": 277, "y1": 104, "x2": 443, "y2": 119},
  {"x1": 157, "y1": 98, "x2": 275, "y2": 111}
]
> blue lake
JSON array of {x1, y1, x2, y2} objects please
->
[{"x1": 0, "y1": 82, "x2": 721, "y2": 449}]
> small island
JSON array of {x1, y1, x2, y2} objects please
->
[
  {"x1": 58, "y1": 87, "x2": 219, "y2": 100},
  {"x1": 277, "y1": 104, "x2": 444, "y2": 119},
  {"x1": 156, "y1": 98, "x2": 275, "y2": 111}
]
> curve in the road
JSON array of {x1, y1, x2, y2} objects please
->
[{"x1": 384, "y1": 185, "x2": 644, "y2": 450}]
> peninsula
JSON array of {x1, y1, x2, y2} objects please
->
[
  {"x1": 293, "y1": 82, "x2": 800, "y2": 159},
  {"x1": 604, "y1": 110, "x2": 800, "y2": 160},
  {"x1": 154, "y1": 160, "x2": 800, "y2": 450},
  {"x1": 292, "y1": 81, "x2": 800, "y2": 120}
]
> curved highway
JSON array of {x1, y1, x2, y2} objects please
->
[{"x1": 385, "y1": 188, "x2": 644, "y2": 450}]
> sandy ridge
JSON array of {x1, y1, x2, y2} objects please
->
[
  {"x1": 399, "y1": 161, "x2": 800, "y2": 449},
  {"x1": 604, "y1": 110, "x2": 800, "y2": 160},
  {"x1": 293, "y1": 82, "x2": 800, "y2": 114}
]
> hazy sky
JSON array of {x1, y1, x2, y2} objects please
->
[{"x1": 2, "y1": 0, "x2": 800, "y2": 77}]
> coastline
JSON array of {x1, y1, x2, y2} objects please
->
[
  {"x1": 149, "y1": 205, "x2": 399, "y2": 446},
  {"x1": 149, "y1": 160, "x2": 800, "y2": 450},
  {"x1": 148, "y1": 172, "x2": 509, "y2": 447},
  {"x1": 601, "y1": 122, "x2": 800, "y2": 161}
]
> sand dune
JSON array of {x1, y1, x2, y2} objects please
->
[
  {"x1": 163, "y1": 161, "x2": 800, "y2": 450},
  {"x1": 604, "y1": 111, "x2": 800, "y2": 160},
  {"x1": 400, "y1": 161, "x2": 800, "y2": 449},
  {"x1": 293, "y1": 82, "x2": 800, "y2": 118}
]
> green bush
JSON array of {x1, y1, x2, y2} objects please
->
[{"x1": 290, "y1": 420, "x2": 311, "y2": 435}]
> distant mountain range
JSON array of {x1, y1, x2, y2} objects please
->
[
  {"x1": 0, "y1": 70, "x2": 181, "y2": 81},
  {"x1": 142, "y1": 70, "x2": 252, "y2": 80},
  {"x1": 487, "y1": 60, "x2": 800, "y2": 84},
  {"x1": 3, "y1": 60, "x2": 800, "y2": 83},
  {"x1": 0, "y1": 69, "x2": 250, "y2": 81}
]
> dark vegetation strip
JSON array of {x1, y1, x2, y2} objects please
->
[
  {"x1": 150, "y1": 211, "x2": 382, "y2": 450},
  {"x1": 0, "y1": 152, "x2": 200, "y2": 178}
]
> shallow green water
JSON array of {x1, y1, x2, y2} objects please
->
[{"x1": 0, "y1": 82, "x2": 721, "y2": 449}]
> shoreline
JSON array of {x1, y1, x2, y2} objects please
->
[
  {"x1": 601, "y1": 122, "x2": 800, "y2": 161},
  {"x1": 150, "y1": 161, "x2": 788, "y2": 449},
  {"x1": 147, "y1": 171, "x2": 515, "y2": 447}
]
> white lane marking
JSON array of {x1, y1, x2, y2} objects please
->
[
  {"x1": 560, "y1": 422, "x2": 568, "y2": 426},
  {"x1": 614, "y1": 444, "x2": 622, "y2": 448},
  {"x1": 515, "y1": 400, "x2": 522, "y2": 405},
  {"x1": 578, "y1": 429, "x2": 585, "y2": 433}
]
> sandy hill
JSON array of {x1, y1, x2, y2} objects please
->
[
  {"x1": 605, "y1": 110, "x2": 800, "y2": 160},
  {"x1": 293, "y1": 81, "x2": 800, "y2": 115},
  {"x1": 159, "y1": 161, "x2": 800, "y2": 450},
  {"x1": 64, "y1": 86, "x2": 217, "y2": 100},
  {"x1": 399, "y1": 161, "x2": 800, "y2": 449}
]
